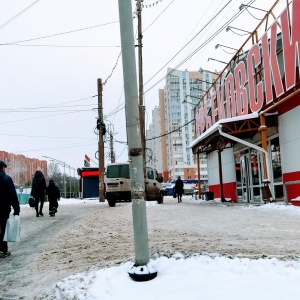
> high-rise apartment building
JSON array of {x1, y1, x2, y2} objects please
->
[{"x1": 146, "y1": 68, "x2": 219, "y2": 183}]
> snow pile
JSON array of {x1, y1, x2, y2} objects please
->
[{"x1": 46, "y1": 254, "x2": 300, "y2": 300}]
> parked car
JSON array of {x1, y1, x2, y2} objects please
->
[{"x1": 104, "y1": 162, "x2": 164, "y2": 207}]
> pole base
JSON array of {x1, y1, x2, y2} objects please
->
[{"x1": 128, "y1": 262, "x2": 157, "y2": 282}]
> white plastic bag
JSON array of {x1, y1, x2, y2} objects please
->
[{"x1": 4, "y1": 215, "x2": 21, "y2": 242}]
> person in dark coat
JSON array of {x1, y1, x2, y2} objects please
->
[
  {"x1": 31, "y1": 168, "x2": 46, "y2": 217},
  {"x1": 174, "y1": 176, "x2": 184, "y2": 203},
  {"x1": 46, "y1": 179, "x2": 60, "y2": 217},
  {"x1": 0, "y1": 160, "x2": 20, "y2": 258}
]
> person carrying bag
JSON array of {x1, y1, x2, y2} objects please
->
[
  {"x1": 4, "y1": 214, "x2": 21, "y2": 242},
  {"x1": 0, "y1": 160, "x2": 20, "y2": 258}
]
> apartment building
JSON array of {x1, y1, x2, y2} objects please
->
[
  {"x1": 0, "y1": 150, "x2": 47, "y2": 186},
  {"x1": 146, "y1": 106, "x2": 163, "y2": 174},
  {"x1": 146, "y1": 68, "x2": 219, "y2": 183}
]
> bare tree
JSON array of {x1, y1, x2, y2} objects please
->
[{"x1": 47, "y1": 162, "x2": 63, "y2": 188}]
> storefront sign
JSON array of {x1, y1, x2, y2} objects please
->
[{"x1": 196, "y1": 0, "x2": 300, "y2": 137}]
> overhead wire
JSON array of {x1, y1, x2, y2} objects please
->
[
  {"x1": 142, "y1": 0, "x2": 175, "y2": 33},
  {"x1": 146, "y1": 118, "x2": 195, "y2": 141},
  {"x1": 0, "y1": 133, "x2": 94, "y2": 140},
  {"x1": 2, "y1": 44, "x2": 121, "y2": 48},
  {"x1": 103, "y1": 51, "x2": 122, "y2": 86},
  {"x1": 143, "y1": 0, "x2": 234, "y2": 90},
  {"x1": 0, "y1": 21, "x2": 119, "y2": 46},
  {"x1": 0, "y1": 0, "x2": 41, "y2": 31},
  {"x1": 185, "y1": 0, "x2": 241, "y2": 68},
  {"x1": 143, "y1": 0, "x2": 256, "y2": 94},
  {"x1": 14, "y1": 142, "x2": 97, "y2": 154},
  {"x1": 0, "y1": 110, "x2": 95, "y2": 125},
  {"x1": 0, "y1": 95, "x2": 97, "y2": 112}
]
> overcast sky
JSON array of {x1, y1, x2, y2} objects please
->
[{"x1": 0, "y1": 0, "x2": 288, "y2": 172}]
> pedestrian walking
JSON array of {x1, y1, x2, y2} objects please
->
[
  {"x1": 31, "y1": 168, "x2": 46, "y2": 217},
  {"x1": 0, "y1": 160, "x2": 20, "y2": 258},
  {"x1": 46, "y1": 179, "x2": 60, "y2": 217},
  {"x1": 174, "y1": 176, "x2": 184, "y2": 203}
]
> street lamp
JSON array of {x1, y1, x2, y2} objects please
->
[
  {"x1": 191, "y1": 87, "x2": 207, "y2": 93},
  {"x1": 239, "y1": 4, "x2": 268, "y2": 13},
  {"x1": 186, "y1": 94, "x2": 202, "y2": 100},
  {"x1": 199, "y1": 68, "x2": 220, "y2": 77},
  {"x1": 226, "y1": 26, "x2": 252, "y2": 35},
  {"x1": 194, "y1": 78, "x2": 213, "y2": 85},
  {"x1": 207, "y1": 57, "x2": 228, "y2": 64},
  {"x1": 182, "y1": 99, "x2": 198, "y2": 106},
  {"x1": 215, "y1": 44, "x2": 238, "y2": 52}
]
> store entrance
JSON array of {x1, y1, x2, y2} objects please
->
[{"x1": 235, "y1": 150, "x2": 265, "y2": 203}]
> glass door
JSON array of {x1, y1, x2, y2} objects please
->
[
  {"x1": 250, "y1": 150, "x2": 264, "y2": 203},
  {"x1": 235, "y1": 149, "x2": 265, "y2": 203},
  {"x1": 235, "y1": 151, "x2": 250, "y2": 203}
]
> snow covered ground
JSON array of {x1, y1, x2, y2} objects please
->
[{"x1": 38, "y1": 197, "x2": 300, "y2": 300}]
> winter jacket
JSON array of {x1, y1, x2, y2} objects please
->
[
  {"x1": 174, "y1": 179, "x2": 184, "y2": 195},
  {"x1": 0, "y1": 169, "x2": 20, "y2": 216},
  {"x1": 46, "y1": 180, "x2": 60, "y2": 201},
  {"x1": 31, "y1": 170, "x2": 46, "y2": 199}
]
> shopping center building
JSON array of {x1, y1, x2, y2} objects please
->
[{"x1": 190, "y1": 0, "x2": 300, "y2": 205}]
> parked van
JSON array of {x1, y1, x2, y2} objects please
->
[{"x1": 104, "y1": 162, "x2": 164, "y2": 207}]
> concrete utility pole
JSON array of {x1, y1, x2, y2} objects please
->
[
  {"x1": 137, "y1": 0, "x2": 146, "y2": 180},
  {"x1": 98, "y1": 79, "x2": 105, "y2": 202},
  {"x1": 118, "y1": 0, "x2": 156, "y2": 281}
]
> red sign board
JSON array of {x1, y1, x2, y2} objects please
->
[{"x1": 195, "y1": 0, "x2": 300, "y2": 138}]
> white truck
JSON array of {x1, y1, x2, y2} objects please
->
[{"x1": 104, "y1": 162, "x2": 164, "y2": 207}]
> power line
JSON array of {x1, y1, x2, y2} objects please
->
[
  {"x1": 0, "y1": 95, "x2": 97, "y2": 111},
  {"x1": 2, "y1": 44, "x2": 121, "y2": 48},
  {"x1": 0, "y1": 110, "x2": 95, "y2": 125},
  {"x1": 0, "y1": 21, "x2": 119, "y2": 45},
  {"x1": 143, "y1": 0, "x2": 256, "y2": 94},
  {"x1": 146, "y1": 118, "x2": 195, "y2": 141},
  {"x1": 143, "y1": 0, "x2": 234, "y2": 90},
  {"x1": 13, "y1": 142, "x2": 97, "y2": 154},
  {"x1": 103, "y1": 51, "x2": 122, "y2": 86},
  {"x1": 0, "y1": 0, "x2": 41, "y2": 31},
  {"x1": 0, "y1": 133, "x2": 94, "y2": 140},
  {"x1": 142, "y1": 0, "x2": 175, "y2": 33}
]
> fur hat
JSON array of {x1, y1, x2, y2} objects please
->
[{"x1": 0, "y1": 160, "x2": 7, "y2": 169}]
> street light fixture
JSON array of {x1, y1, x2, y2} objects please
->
[
  {"x1": 191, "y1": 87, "x2": 207, "y2": 93},
  {"x1": 199, "y1": 68, "x2": 220, "y2": 77},
  {"x1": 239, "y1": 4, "x2": 268, "y2": 13},
  {"x1": 182, "y1": 99, "x2": 198, "y2": 106},
  {"x1": 215, "y1": 44, "x2": 238, "y2": 52},
  {"x1": 226, "y1": 26, "x2": 252, "y2": 35},
  {"x1": 194, "y1": 78, "x2": 213, "y2": 85},
  {"x1": 207, "y1": 57, "x2": 228, "y2": 64},
  {"x1": 186, "y1": 94, "x2": 202, "y2": 100}
]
